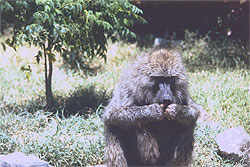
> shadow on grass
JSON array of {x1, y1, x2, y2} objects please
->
[
  {"x1": 0, "y1": 85, "x2": 111, "y2": 118},
  {"x1": 0, "y1": 96, "x2": 46, "y2": 115},
  {"x1": 55, "y1": 85, "x2": 111, "y2": 118}
]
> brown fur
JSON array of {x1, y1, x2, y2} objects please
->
[{"x1": 102, "y1": 49, "x2": 201, "y2": 166}]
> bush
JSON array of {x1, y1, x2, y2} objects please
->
[
  {"x1": 57, "y1": 84, "x2": 110, "y2": 117},
  {"x1": 178, "y1": 30, "x2": 249, "y2": 69}
]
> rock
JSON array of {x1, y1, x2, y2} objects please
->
[
  {"x1": 0, "y1": 152, "x2": 51, "y2": 167},
  {"x1": 216, "y1": 126, "x2": 250, "y2": 164},
  {"x1": 154, "y1": 37, "x2": 167, "y2": 46},
  {"x1": 86, "y1": 165, "x2": 106, "y2": 167},
  {"x1": 154, "y1": 37, "x2": 182, "y2": 47}
]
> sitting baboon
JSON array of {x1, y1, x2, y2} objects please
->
[{"x1": 102, "y1": 49, "x2": 202, "y2": 166}]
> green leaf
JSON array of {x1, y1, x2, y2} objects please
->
[
  {"x1": 33, "y1": 11, "x2": 50, "y2": 24},
  {"x1": 47, "y1": 51, "x2": 56, "y2": 62},
  {"x1": 44, "y1": 5, "x2": 51, "y2": 12},
  {"x1": 111, "y1": 36, "x2": 117, "y2": 43},
  {"x1": 1, "y1": 42, "x2": 6, "y2": 51},
  {"x1": 20, "y1": 65, "x2": 32, "y2": 72},
  {"x1": 5, "y1": 39, "x2": 12, "y2": 47},
  {"x1": 25, "y1": 72, "x2": 31, "y2": 81},
  {"x1": 35, "y1": 51, "x2": 43, "y2": 64}
]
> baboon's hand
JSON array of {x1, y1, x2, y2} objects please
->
[
  {"x1": 160, "y1": 104, "x2": 165, "y2": 110},
  {"x1": 164, "y1": 103, "x2": 200, "y2": 125},
  {"x1": 164, "y1": 103, "x2": 179, "y2": 119},
  {"x1": 160, "y1": 103, "x2": 168, "y2": 114}
]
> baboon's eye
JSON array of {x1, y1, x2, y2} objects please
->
[
  {"x1": 165, "y1": 76, "x2": 177, "y2": 85},
  {"x1": 152, "y1": 81, "x2": 160, "y2": 90},
  {"x1": 151, "y1": 76, "x2": 176, "y2": 90}
]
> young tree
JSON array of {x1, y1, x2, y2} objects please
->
[{"x1": 1, "y1": 0, "x2": 145, "y2": 110}]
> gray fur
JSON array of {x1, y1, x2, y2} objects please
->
[{"x1": 102, "y1": 49, "x2": 201, "y2": 166}]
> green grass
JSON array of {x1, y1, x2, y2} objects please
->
[
  {"x1": 188, "y1": 69, "x2": 250, "y2": 132},
  {"x1": 0, "y1": 111, "x2": 104, "y2": 166},
  {"x1": 0, "y1": 36, "x2": 249, "y2": 166}
]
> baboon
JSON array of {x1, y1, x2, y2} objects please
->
[{"x1": 102, "y1": 49, "x2": 202, "y2": 166}]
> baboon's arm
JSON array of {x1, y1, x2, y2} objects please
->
[{"x1": 103, "y1": 104, "x2": 164, "y2": 128}]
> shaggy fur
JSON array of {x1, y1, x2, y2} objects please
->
[{"x1": 102, "y1": 49, "x2": 201, "y2": 166}]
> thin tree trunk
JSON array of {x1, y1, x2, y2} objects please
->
[
  {"x1": 43, "y1": 43, "x2": 54, "y2": 110},
  {"x1": 47, "y1": 60, "x2": 54, "y2": 109}
]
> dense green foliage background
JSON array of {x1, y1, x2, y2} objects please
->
[{"x1": 0, "y1": 0, "x2": 145, "y2": 109}]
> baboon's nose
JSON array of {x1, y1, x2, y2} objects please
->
[{"x1": 163, "y1": 99, "x2": 172, "y2": 106}]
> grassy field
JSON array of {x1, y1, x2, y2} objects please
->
[{"x1": 0, "y1": 36, "x2": 249, "y2": 166}]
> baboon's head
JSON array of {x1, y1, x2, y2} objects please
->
[
  {"x1": 127, "y1": 49, "x2": 189, "y2": 106},
  {"x1": 151, "y1": 76, "x2": 176, "y2": 107}
]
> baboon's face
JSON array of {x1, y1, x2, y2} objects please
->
[{"x1": 151, "y1": 76, "x2": 176, "y2": 107}]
